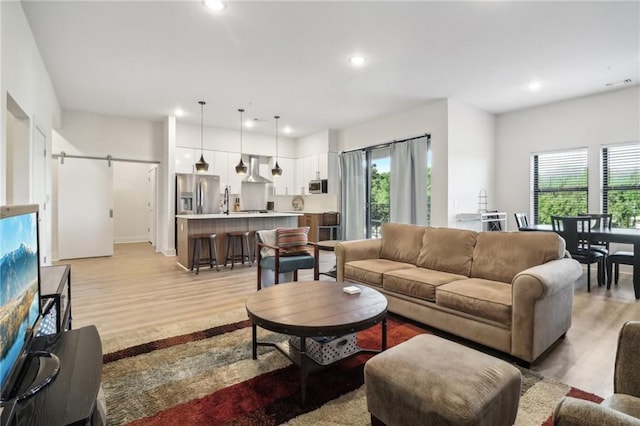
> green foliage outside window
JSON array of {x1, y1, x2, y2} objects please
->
[
  {"x1": 370, "y1": 163, "x2": 390, "y2": 230},
  {"x1": 606, "y1": 190, "x2": 640, "y2": 228},
  {"x1": 535, "y1": 166, "x2": 588, "y2": 225}
]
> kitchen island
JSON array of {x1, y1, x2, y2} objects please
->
[{"x1": 176, "y1": 212, "x2": 302, "y2": 270}]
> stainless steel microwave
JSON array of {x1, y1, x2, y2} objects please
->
[{"x1": 309, "y1": 179, "x2": 328, "y2": 194}]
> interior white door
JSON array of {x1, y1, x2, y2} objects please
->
[
  {"x1": 58, "y1": 157, "x2": 114, "y2": 259},
  {"x1": 148, "y1": 166, "x2": 157, "y2": 246},
  {"x1": 32, "y1": 124, "x2": 49, "y2": 264}
]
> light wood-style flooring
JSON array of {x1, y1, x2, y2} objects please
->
[{"x1": 61, "y1": 242, "x2": 640, "y2": 398}]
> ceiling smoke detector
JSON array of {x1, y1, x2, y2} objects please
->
[{"x1": 605, "y1": 79, "x2": 632, "y2": 87}]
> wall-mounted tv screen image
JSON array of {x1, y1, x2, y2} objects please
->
[{"x1": 0, "y1": 205, "x2": 40, "y2": 396}]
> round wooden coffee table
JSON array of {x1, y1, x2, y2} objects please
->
[{"x1": 246, "y1": 281, "x2": 388, "y2": 404}]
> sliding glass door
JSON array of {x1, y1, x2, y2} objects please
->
[{"x1": 366, "y1": 148, "x2": 391, "y2": 238}]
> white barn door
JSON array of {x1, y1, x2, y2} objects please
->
[{"x1": 58, "y1": 157, "x2": 114, "y2": 259}]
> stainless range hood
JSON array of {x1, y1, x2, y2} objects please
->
[{"x1": 242, "y1": 155, "x2": 272, "y2": 184}]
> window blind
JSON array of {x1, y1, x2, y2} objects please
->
[
  {"x1": 602, "y1": 143, "x2": 640, "y2": 228},
  {"x1": 532, "y1": 149, "x2": 588, "y2": 224}
]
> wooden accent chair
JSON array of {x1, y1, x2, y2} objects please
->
[{"x1": 255, "y1": 228, "x2": 319, "y2": 290}]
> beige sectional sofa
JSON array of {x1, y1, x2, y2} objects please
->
[{"x1": 336, "y1": 223, "x2": 583, "y2": 363}]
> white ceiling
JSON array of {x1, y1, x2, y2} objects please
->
[{"x1": 21, "y1": 1, "x2": 640, "y2": 138}]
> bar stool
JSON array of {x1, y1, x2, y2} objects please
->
[
  {"x1": 225, "y1": 231, "x2": 252, "y2": 269},
  {"x1": 190, "y1": 233, "x2": 220, "y2": 275}
]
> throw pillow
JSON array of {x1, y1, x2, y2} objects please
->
[{"x1": 276, "y1": 227, "x2": 311, "y2": 256}]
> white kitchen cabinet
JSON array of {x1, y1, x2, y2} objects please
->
[
  {"x1": 227, "y1": 153, "x2": 244, "y2": 194},
  {"x1": 293, "y1": 154, "x2": 329, "y2": 194},
  {"x1": 176, "y1": 147, "x2": 217, "y2": 176},
  {"x1": 318, "y1": 154, "x2": 328, "y2": 179},
  {"x1": 214, "y1": 151, "x2": 229, "y2": 189},
  {"x1": 175, "y1": 147, "x2": 196, "y2": 174},
  {"x1": 272, "y1": 157, "x2": 295, "y2": 195}
]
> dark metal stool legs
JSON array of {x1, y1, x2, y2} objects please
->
[
  {"x1": 191, "y1": 233, "x2": 220, "y2": 274},
  {"x1": 225, "y1": 231, "x2": 252, "y2": 269}
]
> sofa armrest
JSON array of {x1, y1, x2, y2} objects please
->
[
  {"x1": 510, "y1": 258, "x2": 582, "y2": 362},
  {"x1": 553, "y1": 397, "x2": 640, "y2": 426},
  {"x1": 513, "y1": 258, "x2": 583, "y2": 299},
  {"x1": 615, "y1": 321, "x2": 640, "y2": 397},
  {"x1": 335, "y1": 239, "x2": 382, "y2": 282}
]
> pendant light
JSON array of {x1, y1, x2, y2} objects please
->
[
  {"x1": 271, "y1": 115, "x2": 283, "y2": 176},
  {"x1": 195, "y1": 101, "x2": 209, "y2": 172},
  {"x1": 235, "y1": 108, "x2": 248, "y2": 174}
]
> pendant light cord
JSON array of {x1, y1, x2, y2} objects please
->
[
  {"x1": 199, "y1": 101, "x2": 205, "y2": 154},
  {"x1": 274, "y1": 115, "x2": 280, "y2": 161},
  {"x1": 239, "y1": 108, "x2": 244, "y2": 155}
]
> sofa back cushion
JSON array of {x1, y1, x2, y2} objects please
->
[
  {"x1": 380, "y1": 223, "x2": 427, "y2": 264},
  {"x1": 416, "y1": 227, "x2": 478, "y2": 276},
  {"x1": 470, "y1": 231, "x2": 564, "y2": 283}
]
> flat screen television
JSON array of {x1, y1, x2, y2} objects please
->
[{"x1": 0, "y1": 204, "x2": 59, "y2": 408}]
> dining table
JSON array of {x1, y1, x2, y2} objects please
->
[{"x1": 520, "y1": 224, "x2": 640, "y2": 300}]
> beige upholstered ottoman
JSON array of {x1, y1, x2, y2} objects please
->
[{"x1": 364, "y1": 334, "x2": 522, "y2": 426}]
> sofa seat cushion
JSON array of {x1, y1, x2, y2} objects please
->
[
  {"x1": 345, "y1": 259, "x2": 416, "y2": 287},
  {"x1": 383, "y1": 268, "x2": 469, "y2": 302},
  {"x1": 436, "y1": 279, "x2": 512, "y2": 326}
]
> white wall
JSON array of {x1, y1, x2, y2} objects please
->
[
  {"x1": 337, "y1": 100, "x2": 450, "y2": 226},
  {"x1": 57, "y1": 110, "x2": 163, "y2": 161},
  {"x1": 1, "y1": 1, "x2": 61, "y2": 265},
  {"x1": 296, "y1": 129, "x2": 330, "y2": 157},
  {"x1": 447, "y1": 100, "x2": 496, "y2": 225},
  {"x1": 176, "y1": 121, "x2": 296, "y2": 158},
  {"x1": 6, "y1": 108, "x2": 30, "y2": 204},
  {"x1": 496, "y1": 86, "x2": 640, "y2": 230},
  {"x1": 113, "y1": 162, "x2": 152, "y2": 243}
]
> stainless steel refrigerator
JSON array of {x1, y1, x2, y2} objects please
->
[{"x1": 176, "y1": 173, "x2": 221, "y2": 215}]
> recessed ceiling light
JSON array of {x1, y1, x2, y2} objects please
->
[
  {"x1": 244, "y1": 120, "x2": 254, "y2": 128},
  {"x1": 174, "y1": 108, "x2": 184, "y2": 117},
  {"x1": 528, "y1": 81, "x2": 542, "y2": 91},
  {"x1": 283, "y1": 126, "x2": 292, "y2": 134},
  {"x1": 349, "y1": 55, "x2": 367, "y2": 67},
  {"x1": 203, "y1": 0, "x2": 225, "y2": 12}
]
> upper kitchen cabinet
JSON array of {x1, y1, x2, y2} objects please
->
[
  {"x1": 294, "y1": 153, "x2": 329, "y2": 193},
  {"x1": 272, "y1": 157, "x2": 295, "y2": 195},
  {"x1": 175, "y1": 147, "x2": 217, "y2": 175},
  {"x1": 213, "y1": 151, "x2": 242, "y2": 193},
  {"x1": 175, "y1": 147, "x2": 196, "y2": 174},
  {"x1": 214, "y1": 150, "x2": 229, "y2": 188}
]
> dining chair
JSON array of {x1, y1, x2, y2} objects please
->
[
  {"x1": 551, "y1": 216, "x2": 605, "y2": 292},
  {"x1": 579, "y1": 213, "x2": 612, "y2": 256},
  {"x1": 514, "y1": 213, "x2": 529, "y2": 230},
  {"x1": 606, "y1": 251, "x2": 634, "y2": 289}
]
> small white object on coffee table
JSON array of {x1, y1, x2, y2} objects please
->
[{"x1": 343, "y1": 286, "x2": 361, "y2": 294}]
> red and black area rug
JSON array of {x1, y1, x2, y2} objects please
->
[{"x1": 102, "y1": 314, "x2": 602, "y2": 425}]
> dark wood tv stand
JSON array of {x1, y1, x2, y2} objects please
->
[{"x1": 1, "y1": 326, "x2": 104, "y2": 426}]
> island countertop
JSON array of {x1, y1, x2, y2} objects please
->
[{"x1": 176, "y1": 212, "x2": 302, "y2": 219}]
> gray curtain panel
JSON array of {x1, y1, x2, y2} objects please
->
[
  {"x1": 390, "y1": 136, "x2": 429, "y2": 225},
  {"x1": 340, "y1": 150, "x2": 366, "y2": 241}
]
